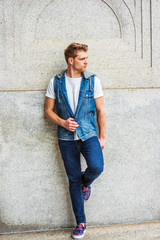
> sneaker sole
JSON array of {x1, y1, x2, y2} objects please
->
[{"x1": 72, "y1": 229, "x2": 86, "y2": 239}]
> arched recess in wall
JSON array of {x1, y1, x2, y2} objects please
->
[
  {"x1": 17, "y1": 0, "x2": 135, "y2": 55},
  {"x1": 34, "y1": 0, "x2": 121, "y2": 40}
]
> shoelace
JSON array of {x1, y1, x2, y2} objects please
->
[{"x1": 74, "y1": 224, "x2": 85, "y2": 233}]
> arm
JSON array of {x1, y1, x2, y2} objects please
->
[
  {"x1": 44, "y1": 97, "x2": 78, "y2": 132},
  {"x1": 94, "y1": 96, "x2": 106, "y2": 150}
]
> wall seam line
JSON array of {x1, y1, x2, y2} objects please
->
[{"x1": 1, "y1": 87, "x2": 160, "y2": 93}]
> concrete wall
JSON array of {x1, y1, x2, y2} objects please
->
[{"x1": 1, "y1": 0, "x2": 160, "y2": 233}]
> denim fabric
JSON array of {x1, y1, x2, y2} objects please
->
[
  {"x1": 54, "y1": 71, "x2": 97, "y2": 141},
  {"x1": 58, "y1": 136, "x2": 104, "y2": 224}
]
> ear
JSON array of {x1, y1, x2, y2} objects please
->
[{"x1": 68, "y1": 57, "x2": 73, "y2": 65}]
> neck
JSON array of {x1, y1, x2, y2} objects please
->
[{"x1": 65, "y1": 68, "x2": 82, "y2": 78}]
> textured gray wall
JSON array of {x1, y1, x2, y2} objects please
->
[{"x1": 1, "y1": 0, "x2": 160, "y2": 234}]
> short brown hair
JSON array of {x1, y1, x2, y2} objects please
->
[{"x1": 64, "y1": 42, "x2": 88, "y2": 63}]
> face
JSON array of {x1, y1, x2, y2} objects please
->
[{"x1": 69, "y1": 51, "x2": 88, "y2": 72}]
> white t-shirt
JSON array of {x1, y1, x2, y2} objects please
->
[
  {"x1": 45, "y1": 74, "x2": 103, "y2": 139},
  {"x1": 46, "y1": 75, "x2": 103, "y2": 107}
]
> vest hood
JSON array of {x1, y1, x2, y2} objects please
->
[{"x1": 56, "y1": 70, "x2": 95, "y2": 80}]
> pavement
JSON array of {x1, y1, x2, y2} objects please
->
[{"x1": 0, "y1": 221, "x2": 160, "y2": 240}]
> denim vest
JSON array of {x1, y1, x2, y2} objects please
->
[{"x1": 54, "y1": 70, "x2": 97, "y2": 141}]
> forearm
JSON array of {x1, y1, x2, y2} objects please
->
[
  {"x1": 97, "y1": 110, "x2": 106, "y2": 139},
  {"x1": 45, "y1": 108, "x2": 65, "y2": 127},
  {"x1": 45, "y1": 108, "x2": 78, "y2": 132}
]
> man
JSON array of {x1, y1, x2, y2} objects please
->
[{"x1": 45, "y1": 43, "x2": 106, "y2": 239}]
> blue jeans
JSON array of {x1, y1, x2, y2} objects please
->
[{"x1": 58, "y1": 136, "x2": 104, "y2": 224}]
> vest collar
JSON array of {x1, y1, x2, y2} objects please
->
[
  {"x1": 82, "y1": 71, "x2": 95, "y2": 79},
  {"x1": 56, "y1": 70, "x2": 95, "y2": 80}
]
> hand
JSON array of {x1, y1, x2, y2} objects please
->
[
  {"x1": 98, "y1": 137, "x2": 106, "y2": 150},
  {"x1": 64, "y1": 118, "x2": 79, "y2": 132}
]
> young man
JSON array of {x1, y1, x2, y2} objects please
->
[{"x1": 45, "y1": 43, "x2": 106, "y2": 239}]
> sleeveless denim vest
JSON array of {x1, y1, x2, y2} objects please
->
[{"x1": 54, "y1": 70, "x2": 97, "y2": 141}]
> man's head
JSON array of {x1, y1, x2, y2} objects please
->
[
  {"x1": 64, "y1": 43, "x2": 88, "y2": 73},
  {"x1": 64, "y1": 42, "x2": 88, "y2": 63}
]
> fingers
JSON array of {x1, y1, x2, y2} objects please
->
[
  {"x1": 98, "y1": 138, "x2": 105, "y2": 150},
  {"x1": 65, "y1": 118, "x2": 79, "y2": 132},
  {"x1": 101, "y1": 145, "x2": 104, "y2": 150},
  {"x1": 69, "y1": 119, "x2": 78, "y2": 126}
]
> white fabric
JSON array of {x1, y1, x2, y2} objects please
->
[
  {"x1": 45, "y1": 75, "x2": 103, "y2": 140},
  {"x1": 65, "y1": 76, "x2": 82, "y2": 115}
]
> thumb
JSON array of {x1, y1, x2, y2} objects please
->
[{"x1": 69, "y1": 118, "x2": 75, "y2": 121}]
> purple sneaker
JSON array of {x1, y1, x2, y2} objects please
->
[
  {"x1": 81, "y1": 171, "x2": 91, "y2": 201},
  {"x1": 72, "y1": 223, "x2": 86, "y2": 239}
]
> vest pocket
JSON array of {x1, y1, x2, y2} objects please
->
[
  {"x1": 84, "y1": 90, "x2": 94, "y2": 98},
  {"x1": 83, "y1": 91, "x2": 94, "y2": 112}
]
